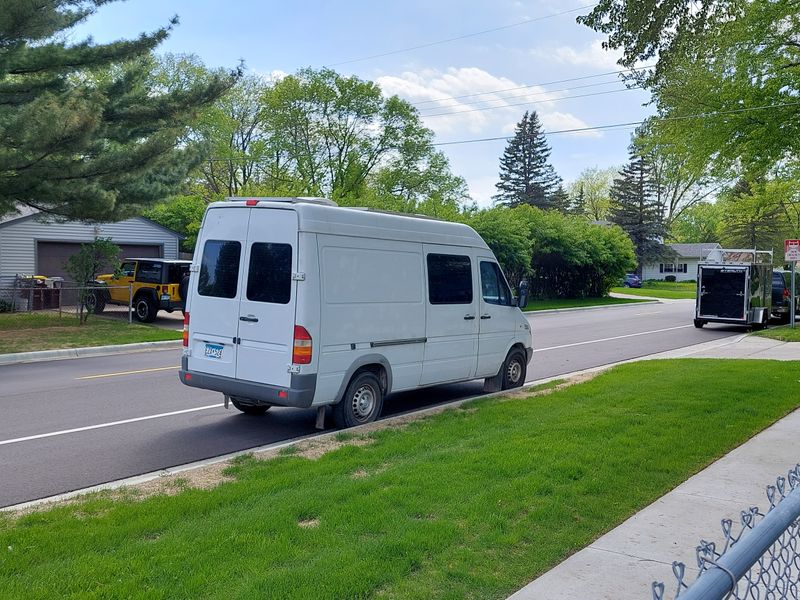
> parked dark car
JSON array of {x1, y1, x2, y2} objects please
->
[
  {"x1": 622, "y1": 273, "x2": 642, "y2": 288},
  {"x1": 771, "y1": 270, "x2": 799, "y2": 322}
]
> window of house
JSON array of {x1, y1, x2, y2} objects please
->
[{"x1": 427, "y1": 254, "x2": 472, "y2": 304}]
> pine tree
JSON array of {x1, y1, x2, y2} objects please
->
[
  {"x1": 493, "y1": 111, "x2": 561, "y2": 209},
  {"x1": 551, "y1": 184, "x2": 571, "y2": 214},
  {"x1": 570, "y1": 183, "x2": 586, "y2": 216},
  {"x1": 0, "y1": 1, "x2": 238, "y2": 221},
  {"x1": 609, "y1": 150, "x2": 666, "y2": 272}
]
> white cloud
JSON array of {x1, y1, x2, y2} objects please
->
[
  {"x1": 376, "y1": 66, "x2": 595, "y2": 139},
  {"x1": 467, "y1": 175, "x2": 501, "y2": 209},
  {"x1": 537, "y1": 39, "x2": 622, "y2": 71}
]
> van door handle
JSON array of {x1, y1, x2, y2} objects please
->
[
  {"x1": 481, "y1": 314, "x2": 491, "y2": 319},
  {"x1": 464, "y1": 314, "x2": 475, "y2": 320},
  {"x1": 239, "y1": 315, "x2": 259, "y2": 323}
]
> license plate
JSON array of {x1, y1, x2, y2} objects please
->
[
  {"x1": 204, "y1": 343, "x2": 224, "y2": 359},
  {"x1": 161, "y1": 294, "x2": 170, "y2": 301}
]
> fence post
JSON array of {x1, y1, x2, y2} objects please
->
[
  {"x1": 128, "y1": 283, "x2": 133, "y2": 324},
  {"x1": 58, "y1": 285, "x2": 62, "y2": 318},
  {"x1": 28, "y1": 285, "x2": 33, "y2": 314}
]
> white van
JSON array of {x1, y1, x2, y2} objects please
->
[{"x1": 179, "y1": 198, "x2": 533, "y2": 428}]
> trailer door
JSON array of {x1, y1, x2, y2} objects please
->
[{"x1": 698, "y1": 266, "x2": 748, "y2": 319}]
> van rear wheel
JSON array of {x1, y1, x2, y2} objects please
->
[
  {"x1": 333, "y1": 371, "x2": 384, "y2": 428},
  {"x1": 230, "y1": 397, "x2": 270, "y2": 415},
  {"x1": 502, "y1": 349, "x2": 527, "y2": 390}
]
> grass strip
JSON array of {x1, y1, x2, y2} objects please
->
[
  {"x1": 523, "y1": 296, "x2": 648, "y2": 311},
  {"x1": 1, "y1": 360, "x2": 798, "y2": 599},
  {"x1": 753, "y1": 325, "x2": 800, "y2": 342},
  {"x1": 0, "y1": 313, "x2": 181, "y2": 353},
  {"x1": 610, "y1": 283, "x2": 696, "y2": 299}
]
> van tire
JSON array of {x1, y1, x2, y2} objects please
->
[
  {"x1": 501, "y1": 349, "x2": 527, "y2": 390},
  {"x1": 333, "y1": 371, "x2": 384, "y2": 428},
  {"x1": 693, "y1": 319, "x2": 705, "y2": 329},
  {"x1": 230, "y1": 398, "x2": 270, "y2": 415},
  {"x1": 134, "y1": 295, "x2": 157, "y2": 323}
]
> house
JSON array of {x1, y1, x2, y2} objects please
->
[
  {"x1": 0, "y1": 206, "x2": 183, "y2": 286},
  {"x1": 641, "y1": 243, "x2": 722, "y2": 282}
]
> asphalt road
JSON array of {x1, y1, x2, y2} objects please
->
[{"x1": 0, "y1": 299, "x2": 740, "y2": 508}]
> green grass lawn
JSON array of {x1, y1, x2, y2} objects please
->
[
  {"x1": 522, "y1": 296, "x2": 649, "y2": 311},
  {"x1": 2, "y1": 359, "x2": 798, "y2": 599},
  {"x1": 0, "y1": 312, "x2": 181, "y2": 353},
  {"x1": 753, "y1": 325, "x2": 800, "y2": 342},
  {"x1": 611, "y1": 280, "x2": 696, "y2": 299}
]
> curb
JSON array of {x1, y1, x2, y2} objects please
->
[
  {"x1": 525, "y1": 299, "x2": 660, "y2": 315},
  {"x1": 0, "y1": 340, "x2": 183, "y2": 366}
]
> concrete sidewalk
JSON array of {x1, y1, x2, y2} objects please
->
[{"x1": 508, "y1": 335, "x2": 800, "y2": 600}]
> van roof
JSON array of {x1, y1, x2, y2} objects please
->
[{"x1": 208, "y1": 199, "x2": 490, "y2": 250}]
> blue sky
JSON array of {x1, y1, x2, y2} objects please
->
[{"x1": 72, "y1": 0, "x2": 654, "y2": 206}]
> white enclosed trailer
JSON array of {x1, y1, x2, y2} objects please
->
[{"x1": 179, "y1": 198, "x2": 533, "y2": 427}]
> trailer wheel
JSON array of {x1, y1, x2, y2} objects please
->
[
  {"x1": 230, "y1": 397, "x2": 270, "y2": 415},
  {"x1": 333, "y1": 371, "x2": 384, "y2": 428},
  {"x1": 501, "y1": 349, "x2": 527, "y2": 390},
  {"x1": 693, "y1": 319, "x2": 705, "y2": 329}
]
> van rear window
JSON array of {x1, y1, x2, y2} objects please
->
[
  {"x1": 247, "y1": 243, "x2": 292, "y2": 304},
  {"x1": 427, "y1": 254, "x2": 472, "y2": 304},
  {"x1": 198, "y1": 240, "x2": 241, "y2": 298}
]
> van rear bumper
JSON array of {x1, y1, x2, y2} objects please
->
[{"x1": 179, "y1": 356, "x2": 316, "y2": 408}]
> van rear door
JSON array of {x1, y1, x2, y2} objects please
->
[
  {"x1": 235, "y1": 208, "x2": 298, "y2": 388},
  {"x1": 187, "y1": 207, "x2": 249, "y2": 378}
]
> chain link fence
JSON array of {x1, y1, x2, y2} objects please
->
[
  {"x1": 653, "y1": 464, "x2": 800, "y2": 600},
  {"x1": 0, "y1": 280, "x2": 133, "y2": 322}
]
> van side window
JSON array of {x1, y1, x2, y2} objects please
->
[
  {"x1": 427, "y1": 254, "x2": 472, "y2": 304},
  {"x1": 198, "y1": 240, "x2": 242, "y2": 299},
  {"x1": 247, "y1": 243, "x2": 292, "y2": 304},
  {"x1": 135, "y1": 261, "x2": 163, "y2": 284},
  {"x1": 480, "y1": 261, "x2": 511, "y2": 306}
]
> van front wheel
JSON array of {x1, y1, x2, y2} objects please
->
[
  {"x1": 333, "y1": 371, "x2": 384, "y2": 428},
  {"x1": 502, "y1": 349, "x2": 527, "y2": 390}
]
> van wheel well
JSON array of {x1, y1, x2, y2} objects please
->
[{"x1": 354, "y1": 364, "x2": 388, "y2": 395}]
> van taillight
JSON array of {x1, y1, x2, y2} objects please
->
[
  {"x1": 292, "y1": 325, "x2": 312, "y2": 364},
  {"x1": 784, "y1": 288, "x2": 790, "y2": 299},
  {"x1": 183, "y1": 312, "x2": 190, "y2": 347}
]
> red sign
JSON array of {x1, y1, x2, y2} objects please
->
[{"x1": 786, "y1": 239, "x2": 800, "y2": 262}]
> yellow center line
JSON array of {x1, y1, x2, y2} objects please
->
[{"x1": 76, "y1": 366, "x2": 180, "y2": 380}]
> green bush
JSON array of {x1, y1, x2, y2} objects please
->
[{"x1": 664, "y1": 275, "x2": 677, "y2": 282}]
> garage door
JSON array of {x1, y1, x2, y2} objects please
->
[{"x1": 37, "y1": 242, "x2": 162, "y2": 280}]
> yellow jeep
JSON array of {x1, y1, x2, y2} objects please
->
[{"x1": 91, "y1": 258, "x2": 191, "y2": 322}]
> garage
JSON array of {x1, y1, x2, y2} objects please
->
[
  {"x1": 0, "y1": 208, "x2": 182, "y2": 287},
  {"x1": 36, "y1": 242, "x2": 163, "y2": 280}
]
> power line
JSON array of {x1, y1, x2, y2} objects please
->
[
  {"x1": 429, "y1": 101, "x2": 800, "y2": 146},
  {"x1": 410, "y1": 65, "x2": 654, "y2": 107},
  {"x1": 416, "y1": 79, "x2": 633, "y2": 113},
  {"x1": 418, "y1": 86, "x2": 642, "y2": 118},
  {"x1": 326, "y1": 4, "x2": 597, "y2": 67}
]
